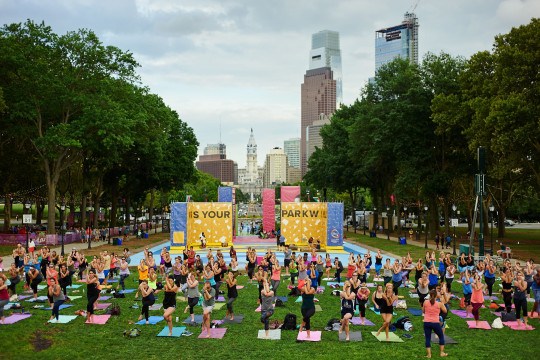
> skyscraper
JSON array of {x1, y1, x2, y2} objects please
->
[
  {"x1": 306, "y1": 114, "x2": 331, "y2": 162},
  {"x1": 196, "y1": 143, "x2": 236, "y2": 185},
  {"x1": 237, "y1": 129, "x2": 263, "y2": 200},
  {"x1": 300, "y1": 67, "x2": 336, "y2": 176},
  {"x1": 310, "y1": 30, "x2": 342, "y2": 105},
  {"x1": 375, "y1": 12, "x2": 419, "y2": 74},
  {"x1": 263, "y1": 147, "x2": 288, "y2": 188},
  {"x1": 284, "y1": 138, "x2": 300, "y2": 169}
]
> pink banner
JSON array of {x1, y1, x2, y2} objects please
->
[
  {"x1": 281, "y1": 186, "x2": 301, "y2": 203},
  {"x1": 262, "y1": 189, "x2": 275, "y2": 233}
]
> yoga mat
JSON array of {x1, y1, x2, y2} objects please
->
[
  {"x1": 17, "y1": 295, "x2": 31, "y2": 300},
  {"x1": 450, "y1": 310, "x2": 472, "y2": 319},
  {"x1": 1, "y1": 313, "x2": 31, "y2": 324},
  {"x1": 297, "y1": 331, "x2": 322, "y2": 342},
  {"x1": 40, "y1": 304, "x2": 74, "y2": 311},
  {"x1": 498, "y1": 303, "x2": 515, "y2": 309},
  {"x1": 371, "y1": 331, "x2": 404, "y2": 342},
  {"x1": 99, "y1": 296, "x2": 112, "y2": 301},
  {"x1": 26, "y1": 296, "x2": 48, "y2": 303},
  {"x1": 466, "y1": 321, "x2": 491, "y2": 330},
  {"x1": 373, "y1": 277, "x2": 384, "y2": 282},
  {"x1": 236, "y1": 285, "x2": 244, "y2": 290},
  {"x1": 177, "y1": 296, "x2": 187, "y2": 302},
  {"x1": 157, "y1": 326, "x2": 186, "y2": 337},
  {"x1": 409, "y1": 293, "x2": 419, "y2": 299},
  {"x1": 149, "y1": 304, "x2": 163, "y2": 311},
  {"x1": 315, "y1": 305, "x2": 322, "y2": 312},
  {"x1": 327, "y1": 282, "x2": 344, "y2": 287},
  {"x1": 408, "y1": 308, "x2": 423, "y2": 316},
  {"x1": 198, "y1": 327, "x2": 227, "y2": 339},
  {"x1": 216, "y1": 296, "x2": 225, "y2": 302},
  {"x1": 67, "y1": 284, "x2": 82, "y2": 289},
  {"x1": 183, "y1": 315, "x2": 203, "y2": 325},
  {"x1": 366, "y1": 283, "x2": 376, "y2": 288},
  {"x1": 350, "y1": 317, "x2": 375, "y2": 326},
  {"x1": 95, "y1": 303, "x2": 111, "y2": 310},
  {"x1": 503, "y1": 321, "x2": 535, "y2": 331},
  {"x1": 222, "y1": 315, "x2": 244, "y2": 324},
  {"x1": 484, "y1": 296, "x2": 498, "y2": 301},
  {"x1": 255, "y1": 304, "x2": 275, "y2": 312},
  {"x1": 339, "y1": 331, "x2": 362, "y2": 342},
  {"x1": 67, "y1": 296, "x2": 82, "y2": 301},
  {"x1": 258, "y1": 329, "x2": 281, "y2": 340},
  {"x1": 48, "y1": 315, "x2": 78, "y2": 324},
  {"x1": 277, "y1": 296, "x2": 288, "y2": 303},
  {"x1": 212, "y1": 303, "x2": 225, "y2": 310},
  {"x1": 136, "y1": 316, "x2": 163, "y2": 325},
  {"x1": 4, "y1": 303, "x2": 19, "y2": 311},
  {"x1": 296, "y1": 296, "x2": 318, "y2": 303},
  {"x1": 120, "y1": 289, "x2": 136, "y2": 294},
  {"x1": 430, "y1": 333, "x2": 457, "y2": 344},
  {"x1": 85, "y1": 314, "x2": 110, "y2": 325},
  {"x1": 106, "y1": 279, "x2": 119, "y2": 283},
  {"x1": 37, "y1": 284, "x2": 47, "y2": 290}
]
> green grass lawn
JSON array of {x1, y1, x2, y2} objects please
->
[{"x1": 1, "y1": 269, "x2": 538, "y2": 360}]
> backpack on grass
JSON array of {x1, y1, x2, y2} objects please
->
[{"x1": 282, "y1": 313, "x2": 297, "y2": 330}]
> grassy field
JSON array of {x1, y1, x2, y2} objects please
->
[{"x1": 0, "y1": 265, "x2": 538, "y2": 359}]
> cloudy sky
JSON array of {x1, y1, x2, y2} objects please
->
[{"x1": 2, "y1": 0, "x2": 539, "y2": 168}]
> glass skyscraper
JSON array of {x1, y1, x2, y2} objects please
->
[
  {"x1": 309, "y1": 30, "x2": 343, "y2": 105},
  {"x1": 375, "y1": 12, "x2": 419, "y2": 73}
]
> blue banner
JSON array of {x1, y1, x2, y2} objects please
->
[
  {"x1": 218, "y1": 186, "x2": 233, "y2": 203},
  {"x1": 326, "y1": 202, "x2": 344, "y2": 246},
  {"x1": 170, "y1": 202, "x2": 187, "y2": 246}
]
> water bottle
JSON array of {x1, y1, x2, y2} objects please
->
[{"x1": 175, "y1": 316, "x2": 179, "y2": 323}]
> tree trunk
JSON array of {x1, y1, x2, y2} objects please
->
[
  {"x1": 46, "y1": 181, "x2": 56, "y2": 234},
  {"x1": 149, "y1": 189, "x2": 155, "y2": 224},
  {"x1": 36, "y1": 198, "x2": 45, "y2": 225},
  {"x1": 80, "y1": 196, "x2": 87, "y2": 230},
  {"x1": 497, "y1": 207, "x2": 506, "y2": 238},
  {"x1": 3, "y1": 196, "x2": 12, "y2": 232}
]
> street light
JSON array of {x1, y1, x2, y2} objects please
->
[
  {"x1": 86, "y1": 204, "x2": 93, "y2": 250},
  {"x1": 452, "y1": 204, "x2": 457, "y2": 255},
  {"x1": 60, "y1": 202, "x2": 65, "y2": 256},
  {"x1": 424, "y1": 205, "x2": 429, "y2": 248},
  {"x1": 489, "y1": 203, "x2": 495, "y2": 255},
  {"x1": 24, "y1": 201, "x2": 31, "y2": 251},
  {"x1": 363, "y1": 207, "x2": 366, "y2": 236},
  {"x1": 386, "y1": 206, "x2": 390, "y2": 240}
]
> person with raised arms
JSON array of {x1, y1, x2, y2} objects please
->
[
  {"x1": 260, "y1": 278, "x2": 274, "y2": 338},
  {"x1": 299, "y1": 278, "x2": 317, "y2": 339},
  {"x1": 201, "y1": 280, "x2": 216, "y2": 338},
  {"x1": 225, "y1": 271, "x2": 238, "y2": 321},
  {"x1": 85, "y1": 269, "x2": 100, "y2": 324},
  {"x1": 513, "y1": 271, "x2": 529, "y2": 327},
  {"x1": 423, "y1": 289, "x2": 448, "y2": 358},
  {"x1": 184, "y1": 273, "x2": 200, "y2": 324},
  {"x1": 162, "y1": 275, "x2": 178, "y2": 336},
  {"x1": 138, "y1": 279, "x2": 156, "y2": 325},
  {"x1": 375, "y1": 283, "x2": 397, "y2": 341},
  {"x1": 47, "y1": 277, "x2": 65, "y2": 323},
  {"x1": 339, "y1": 281, "x2": 355, "y2": 341}
]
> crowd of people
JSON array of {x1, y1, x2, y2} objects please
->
[{"x1": 1, "y1": 241, "x2": 539, "y2": 354}]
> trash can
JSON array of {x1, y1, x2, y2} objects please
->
[
  {"x1": 143, "y1": 233, "x2": 149, "y2": 239},
  {"x1": 459, "y1": 244, "x2": 474, "y2": 255},
  {"x1": 370, "y1": 231, "x2": 377, "y2": 238},
  {"x1": 113, "y1": 238, "x2": 122, "y2": 246},
  {"x1": 399, "y1": 237, "x2": 407, "y2": 245}
]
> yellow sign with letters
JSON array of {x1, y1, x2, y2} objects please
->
[
  {"x1": 281, "y1": 202, "x2": 327, "y2": 249},
  {"x1": 187, "y1": 202, "x2": 232, "y2": 247}
]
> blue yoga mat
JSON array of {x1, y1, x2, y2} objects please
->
[
  {"x1": 120, "y1": 289, "x2": 136, "y2": 294},
  {"x1": 136, "y1": 316, "x2": 164, "y2": 325},
  {"x1": 408, "y1": 308, "x2": 423, "y2": 316},
  {"x1": 157, "y1": 326, "x2": 186, "y2": 337}
]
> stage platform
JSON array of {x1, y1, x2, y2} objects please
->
[{"x1": 130, "y1": 236, "x2": 397, "y2": 268}]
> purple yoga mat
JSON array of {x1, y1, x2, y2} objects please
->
[
  {"x1": 450, "y1": 310, "x2": 473, "y2": 319},
  {"x1": 350, "y1": 317, "x2": 375, "y2": 326},
  {"x1": 1, "y1": 313, "x2": 31, "y2": 324},
  {"x1": 198, "y1": 327, "x2": 227, "y2": 339}
]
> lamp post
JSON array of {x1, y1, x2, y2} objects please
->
[
  {"x1": 86, "y1": 204, "x2": 93, "y2": 250},
  {"x1": 386, "y1": 206, "x2": 390, "y2": 240},
  {"x1": 403, "y1": 206, "x2": 408, "y2": 232},
  {"x1": 452, "y1": 204, "x2": 457, "y2": 255},
  {"x1": 424, "y1": 205, "x2": 429, "y2": 248},
  {"x1": 363, "y1": 207, "x2": 366, "y2": 236},
  {"x1": 107, "y1": 206, "x2": 112, "y2": 245},
  {"x1": 489, "y1": 203, "x2": 495, "y2": 255},
  {"x1": 60, "y1": 202, "x2": 65, "y2": 256},
  {"x1": 24, "y1": 201, "x2": 31, "y2": 251},
  {"x1": 306, "y1": 190, "x2": 310, "y2": 202}
]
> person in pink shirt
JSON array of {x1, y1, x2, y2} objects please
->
[
  {"x1": 470, "y1": 274, "x2": 485, "y2": 327},
  {"x1": 423, "y1": 289, "x2": 448, "y2": 358}
]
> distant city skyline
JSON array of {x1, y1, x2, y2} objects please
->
[{"x1": 2, "y1": 1, "x2": 538, "y2": 169}]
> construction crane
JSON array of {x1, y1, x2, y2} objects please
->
[{"x1": 410, "y1": 0, "x2": 421, "y2": 13}]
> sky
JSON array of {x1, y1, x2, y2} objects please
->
[{"x1": 1, "y1": 0, "x2": 539, "y2": 168}]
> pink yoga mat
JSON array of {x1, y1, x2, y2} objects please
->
[
  {"x1": 85, "y1": 314, "x2": 111, "y2": 325},
  {"x1": 255, "y1": 304, "x2": 275, "y2": 312},
  {"x1": 350, "y1": 317, "x2": 375, "y2": 326},
  {"x1": 236, "y1": 285, "x2": 244, "y2": 290},
  {"x1": 198, "y1": 328, "x2": 227, "y2": 339},
  {"x1": 297, "y1": 331, "x2": 322, "y2": 342},
  {"x1": 95, "y1": 303, "x2": 111, "y2": 310},
  {"x1": 1, "y1": 313, "x2": 31, "y2": 325},
  {"x1": 466, "y1": 321, "x2": 491, "y2": 330},
  {"x1": 503, "y1": 321, "x2": 535, "y2": 331}
]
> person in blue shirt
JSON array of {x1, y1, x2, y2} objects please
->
[
  {"x1": 307, "y1": 263, "x2": 319, "y2": 288},
  {"x1": 461, "y1": 270, "x2": 473, "y2": 318}
]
